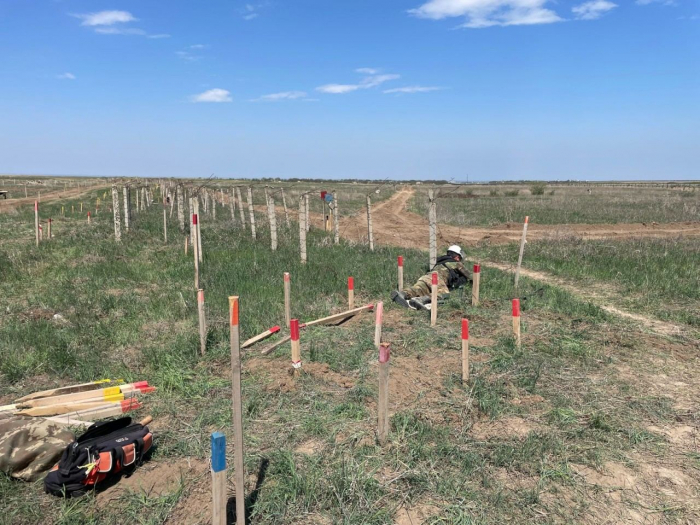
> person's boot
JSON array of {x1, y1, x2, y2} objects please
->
[
  {"x1": 391, "y1": 290, "x2": 412, "y2": 309},
  {"x1": 409, "y1": 295, "x2": 431, "y2": 311}
]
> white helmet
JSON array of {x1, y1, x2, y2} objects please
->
[{"x1": 447, "y1": 245, "x2": 464, "y2": 259}]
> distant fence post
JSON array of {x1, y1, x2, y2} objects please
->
[
  {"x1": 514, "y1": 217, "x2": 529, "y2": 289},
  {"x1": 112, "y1": 185, "x2": 122, "y2": 242},
  {"x1": 247, "y1": 187, "x2": 257, "y2": 240},
  {"x1": 428, "y1": 189, "x2": 437, "y2": 268},
  {"x1": 366, "y1": 195, "x2": 374, "y2": 251}
]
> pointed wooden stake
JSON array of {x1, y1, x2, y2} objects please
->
[
  {"x1": 397, "y1": 256, "x2": 404, "y2": 291},
  {"x1": 378, "y1": 343, "x2": 390, "y2": 445},
  {"x1": 348, "y1": 277, "x2": 355, "y2": 309},
  {"x1": 472, "y1": 264, "x2": 481, "y2": 306},
  {"x1": 430, "y1": 272, "x2": 438, "y2": 327},
  {"x1": 197, "y1": 289, "x2": 207, "y2": 355},
  {"x1": 374, "y1": 301, "x2": 383, "y2": 349},
  {"x1": 461, "y1": 319, "x2": 469, "y2": 382},
  {"x1": 512, "y1": 298, "x2": 521, "y2": 347},
  {"x1": 228, "y1": 296, "x2": 246, "y2": 525}
]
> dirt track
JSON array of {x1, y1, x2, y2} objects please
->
[
  {"x1": 329, "y1": 188, "x2": 694, "y2": 336},
  {"x1": 0, "y1": 185, "x2": 108, "y2": 213},
  {"x1": 335, "y1": 188, "x2": 700, "y2": 248}
]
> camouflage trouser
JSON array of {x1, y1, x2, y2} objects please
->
[
  {"x1": 0, "y1": 415, "x2": 75, "y2": 481},
  {"x1": 403, "y1": 274, "x2": 449, "y2": 299}
]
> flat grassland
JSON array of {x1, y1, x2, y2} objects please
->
[{"x1": 0, "y1": 179, "x2": 698, "y2": 525}]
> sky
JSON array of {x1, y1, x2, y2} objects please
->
[{"x1": 0, "y1": 0, "x2": 698, "y2": 181}]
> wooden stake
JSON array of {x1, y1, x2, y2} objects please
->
[
  {"x1": 197, "y1": 289, "x2": 207, "y2": 355},
  {"x1": 397, "y1": 256, "x2": 404, "y2": 291},
  {"x1": 290, "y1": 318, "x2": 301, "y2": 373},
  {"x1": 430, "y1": 271, "x2": 438, "y2": 327},
  {"x1": 283, "y1": 272, "x2": 291, "y2": 328},
  {"x1": 428, "y1": 190, "x2": 437, "y2": 268},
  {"x1": 304, "y1": 194, "x2": 310, "y2": 232},
  {"x1": 241, "y1": 325, "x2": 280, "y2": 348},
  {"x1": 163, "y1": 203, "x2": 168, "y2": 243},
  {"x1": 299, "y1": 197, "x2": 307, "y2": 264},
  {"x1": 228, "y1": 296, "x2": 246, "y2": 525},
  {"x1": 461, "y1": 318, "x2": 469, "y2": 382},
  {"x1": 47, "y1": 219, "x2": 52, "y2": 240},
  {"x1": 333, "y1": 191, "x2": 339, "y2": 245},
  {"x1": 514, "y1": 216, "x2": 529, "y2": 289},
  {"x1": 281, "y1": 189, "x2": 290, "y2": 227},
  {"x1": 230, "y1": 189, "x2": 236, "y2": 223},
  {"x1": 123, "y1": 186, "x2": 130, "y2": 232},
  {"x1": 196, "y1": 199, "x2": 203, "y2": 263},
  {"x1": 266, "y1": 189, "x2": 278, "y2": 251},
  {"x1": 366, "y1": 195, "x2": 374, "y2": 251},
  {"x1": 38, "y1": 225, "x2": 43, "y2": 242},
  {"x1": 472, "y1": 264, "x2": 481, "y2": 306},
  {"x1": 177, "y1": 185, "x2": 185, "y2": 232},
  {"x1": 512, "y1": 299, "x2": 521, "y2": 347},
  {"x1": 247, "y1": 187, "x2": 256, "y2": 239},
  {"x1": 185, "y1": 235, "x2": 189, "y2": 255},
  {"x1": 193, "y1": 214, "x2": 200, "y2": 289},
  {"x1": 348, "y1": 277, "x2": 355, "y2": 309},
  {"x1": 34, "y1": 201, "x2": 39, "y2": 246},
  {"x1": 111, "y1": 185, "x2": 122, "y2": 242},
  {"x1": 374, "y1": 301, "x2": 383, "y2": 349},
  {"x1": 377, "y1": 342, "x2": 390, "y2": 445},
  {"x1": 211, "y1": 432, "x2": 227, "y2": 525},
  {"x1": 236, "y1": 187, "x2": 246, "y2": 227},
  {"x1": 87, "y1": 211, "x2": 91, "y2": 224}
]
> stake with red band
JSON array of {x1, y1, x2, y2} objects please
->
[
  {"x1": 430, "y1": 271, "x2": 438, "y2": 327},
  {"x1": 512, "y1": 299, "x2": 521, "y2": 347},
  {"x1": 397, "y1": 256, "x2": 404, "y2": 291},
  {"x1": 348, "y1": 276, "x2": 355, "y2": 309},
  {"x1": 461, "y1": 319, "x2": 470, "y2": 382},
  {"x1": 290, "y1": 319, "x2": 301, "y2": 372},
  {"x1": 472, "y1": 264, "x2": 481, "y2": 306},
  {"x1": 374, "y1": 301, "x2": 383, "y2": 349},
  {"x1": 192, "y1": 214, "x2": 200, "y2": 289}
]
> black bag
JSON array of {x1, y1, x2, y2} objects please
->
[{"x1": 44, "y1": 417, "x2": 153, "y2": 497}]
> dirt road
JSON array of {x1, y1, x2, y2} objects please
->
[
  {"x1": 331, "y1": 188, "x2": 694, "y2": 336},
  {"x1": 335, "y1": 188, "x2": 700, "y2": 248},
  {"x1": 0, "y1": 185, "x2": 108, "y2": 213}
]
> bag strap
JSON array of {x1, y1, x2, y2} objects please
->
[{"x1": 78, "y1": 417, "x2": 133, "y2": 443}]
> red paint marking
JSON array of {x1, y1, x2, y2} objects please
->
[
  {"x1": 284, "y1": 272, "x2": 290, "y2": 282},
  {"x1": 269, "y1": 326, "x2": 281, "y2": 334},
  {"x1": 132, "y1": 381, "x2": 149, "y2": 389},
  {"x1": 192, "y1": 214, "x2": 198, "y2": 225},
  {"x1": 512, "y1": 299, "x2": 520, "y2": 317},
  {"x1": 290, "y1": 319, "x2": 300, "y2": 341},
  {"x1": 473, "y1": 264, "x2": 480, "y2": 273},
  {"x1": 34, "y1": 201, "x2": 38, "y2": 211},
  {"x1": 397, "y1": 256, "x2": 403, "y2": 267},
  {"x1": 348, "y1": 277, "x2": 354, "y2": 290},
  {"x1": 379, "y1": 343, "x2": 390, "y2": 363},
  {"x1": 197, "y1": 290, "x2": 204, "y2": 303},
  {"x1": 524, "y1": 216, "x2": 529, "y2": 224},
  {"x1": 431, "y1": 272, "x2": 438, "y2": 286},
  {"x1": 461, "y1": 318, "x2": 469, "y2": 340},
  {"x1": 230, "y1": 298, "x2": 239, "y2": 326}
]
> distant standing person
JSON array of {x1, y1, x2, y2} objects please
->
[{"x1": 392, "y1": 245, "x2": 472, "y2": 310}]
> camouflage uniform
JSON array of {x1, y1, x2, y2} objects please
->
[
  {"x1": 403, "y1": 258, "x2": 471, "y2": 299},
  {"x1": 0, "y1": 415, "x2": 74, "y2": 481}
]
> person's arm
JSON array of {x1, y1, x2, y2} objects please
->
[{"x1": 456, "y1": 261, "x2": 472, "y2": 282}]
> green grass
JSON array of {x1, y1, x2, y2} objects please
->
[
  {"x1": 409, "y1": 184, "x2": 700, "y2": 226},
  {"x1": 475, "y1": 237, "x2": 700, "y2": 327},
  {"x1": 0, "y1": 184, "x2": 697, "y2": 524}
]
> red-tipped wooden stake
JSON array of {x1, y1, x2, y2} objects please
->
[
  {"x1": 34, "y1": 201, "x2": 39, "y2": 246},
  {"x1": 472, "y1": 264, "x2": 481, "y2": 306},
  {"x1": 197, "y1": 289, "x2": 207, "y2": 355},
  {"x1": 430, "y1": 271, "x2": 438, "y2": 327},
  {"x1": 87, "y1": 211, "x2": 91, "y2": 224},
  {"x1": 192, "y1": 214, "x2": 200, "y2": 289},
  {"x1": 348, "y1": 277, "x2": 355, "y2": 309},
  {"x1": 290, "y1": 318, "x2": 301, "y2": 374},
  {"x1": 228, "y1": 296, "x2": 246, "y2": 525},
  {"x1": 38, "y1": 224, "x2": 43, "y2": 242},
  {"x1": 283, "y1": 272, "x2": 291, "y2": 328},
  {"x1": 378, "y1": 342, "x2": 390, "y2": 445},
  {"x1": 374, "y1": 301, "x2": 384, "y2": 349},
  {"x1": 512, "y1": 298, "x2": 521, "y2": 347},
  {"x1": 397, "y1": 256, "x2": 404, "y2": 291},
  {"x1": 461, "y1": 319, "x2": 469, "y2": 382},
  {"x1": 514, "y1": 216, "x2": 529, "y2": 289}
]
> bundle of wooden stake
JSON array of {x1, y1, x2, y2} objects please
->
[{"x1": 0, "y1": 380, "x2": 155, "y2": 427}]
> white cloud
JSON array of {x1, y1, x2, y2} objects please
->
[
  {"x1": 383, "y1": 86, "x2": 443, "y2": 94},
  {"x1": 94, "y1": 27, "x2": 146, "y2": 35},
  {"x1": 409, "y1": 0, "x2": 563, "y2": 28},
  {"x1": 241, "y1": 3, "x2": 268, "y2": 20},
  {"x1": 190, "y1": 44, "x2": 207, "y2": 49},
  {"x1": 191, "y1": 89, "x2": 232, "y2": 103},
  {"x1": 176, "y1": 51, "x2": 201, "y2": 62},
  {"x1": 57, "y1": 72, "x2": 76, "y2": 80},
  {"x1": 572, "y1": 0, "x2": 617, "y2": 20},
  {"x1": 252, "y1": 91, "x2": 308, "y2": 101},
  {"x1": 636, "y1": 0, "x2": 676, "y2": 5},
  {"x1": 317, "y1": 71, "x2": 401, "y2": 94},
  {"x1": 148, "y1": 34, "x2": 171, "y2": 39},
  {"x1": 356, "y1": 68, "x2": 379, "y2": 75},
  {"x1": 73, "y1": 10, "x2": 137, "y2": 27}
]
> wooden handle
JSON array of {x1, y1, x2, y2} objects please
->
[{"x1": 139, "y1": 415, "x2": 153, "y2": 426}]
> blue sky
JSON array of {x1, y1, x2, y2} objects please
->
[{"x1": 0, "y1": 0, "x2": 698, "y2": 180}]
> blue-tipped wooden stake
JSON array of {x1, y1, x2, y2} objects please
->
[{"x1": 211, "y1": 432, "x2": 227, "y2": 525}]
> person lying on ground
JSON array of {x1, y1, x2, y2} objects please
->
[{"x1": 391, "y1": 245, "x2": 472, "y2": 310}]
